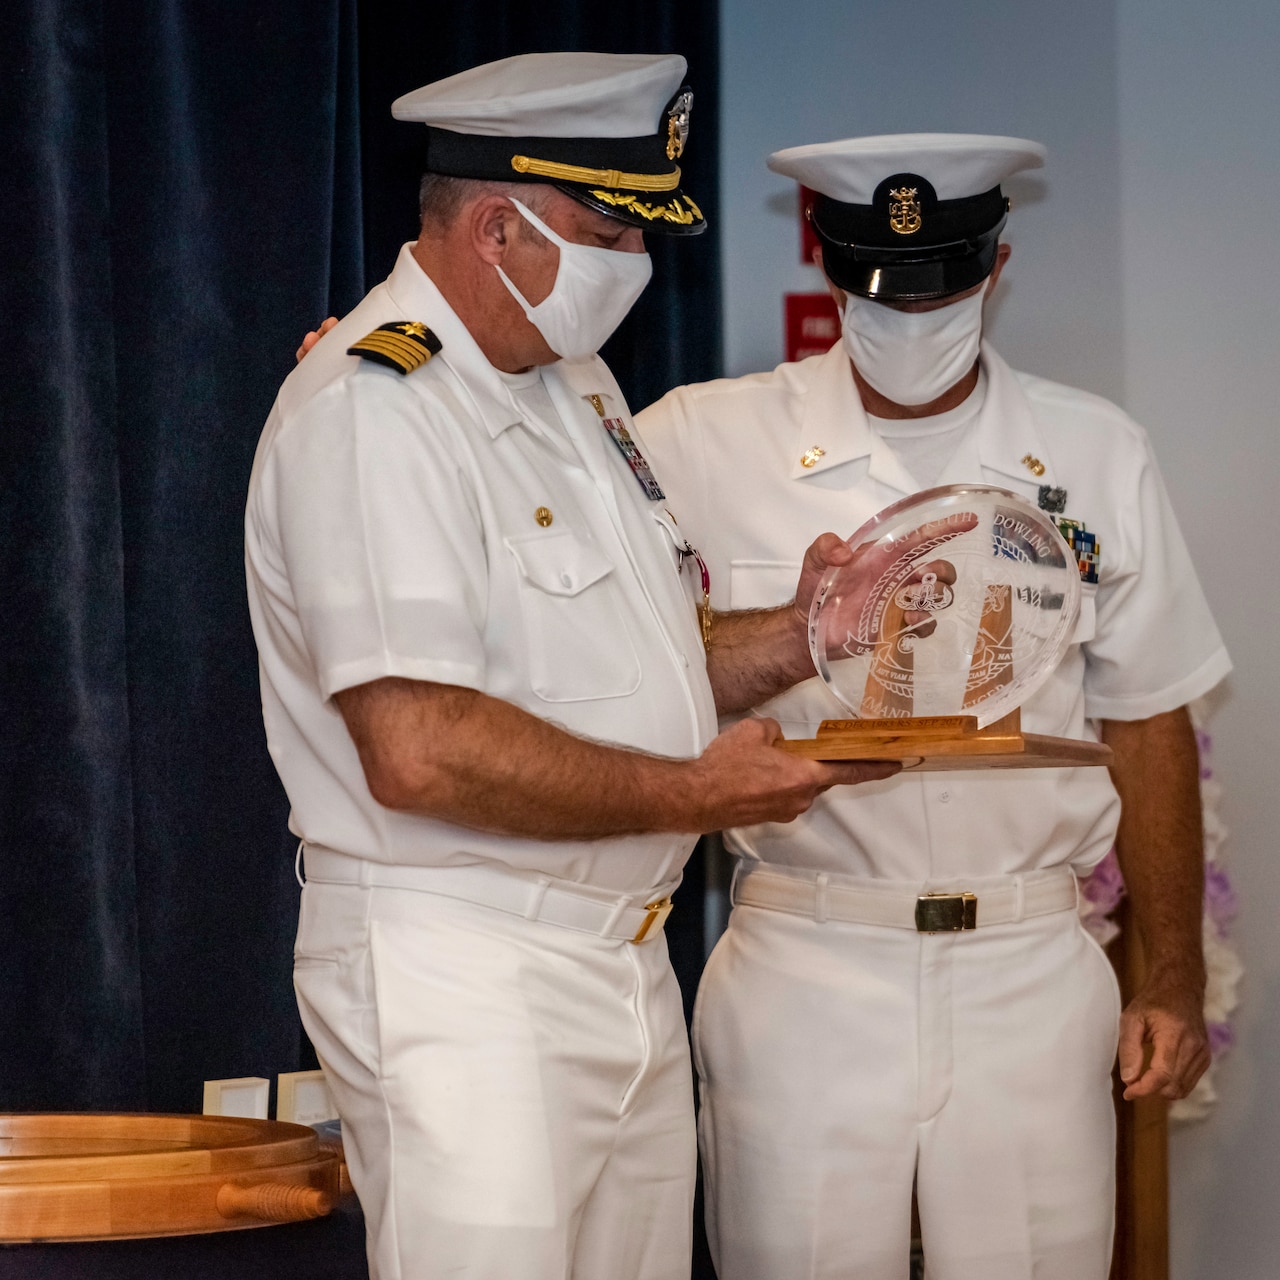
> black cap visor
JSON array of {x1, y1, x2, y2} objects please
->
[{"x1": 817, "y1": 224, "x2": 1003, "y2": 300}]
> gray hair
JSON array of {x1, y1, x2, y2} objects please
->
[{"x1": 417, "y1": 174, "x2": 555, "y2": 235}]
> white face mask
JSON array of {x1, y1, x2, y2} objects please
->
[
  {"x1": 496, "y1": 198, "x2": 653, "y2": 359},
  {"x1": 841, "y1": 288, "x2": 985, "y2": 407}
]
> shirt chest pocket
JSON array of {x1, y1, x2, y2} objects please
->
[
  {"x1": 729, "y1": 560, "x2": 800, "y2": 611},
  {"x1": 505, "y1": 531, "x2": 641, "y2": 703}
]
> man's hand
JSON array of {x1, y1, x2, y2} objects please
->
[
  {"x1": 296, "y1": 316, "x2": 339, "y2": 362},
  {"x1": 686, "y1": 717, "x2": 898, "y2": 830},
  {"x1": 1118, "y1": 971, "x2": 1211, "y2": 1100},
  {"x1": 708, "y1": 517, "x2": 975, "y2": 715},
  {"x1": 795, "y1": 517, "x2": 975, "y2": 654}
]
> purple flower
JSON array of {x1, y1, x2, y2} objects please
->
[
  {"x1": 1196, "y1": 728, "x2": 1214, "y2": 779},
  {"x1": 1080, "y1": 848, "x2": 1126, "y2": 912},
  {"x1": 1204, "y1": 864, "x2": 1239, "y2": 934},
  {"x1": 1207, "y1": 1021, "x2": 1236, "y2": 1057}
]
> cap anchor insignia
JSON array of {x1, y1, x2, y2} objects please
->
[{"x1": 888, "y1": 186, "x2": 922, "y2": 235}]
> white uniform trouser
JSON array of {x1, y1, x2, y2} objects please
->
[
  {"x1": 693, "y1": 886, "x2": 1120, "y2": 1280},
  {"x1": 294, "y1": 879, "x2": 695, "y2": 1280}
]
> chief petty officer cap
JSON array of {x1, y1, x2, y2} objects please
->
[
  {"x1": 392, "y1": 52, "x2": 705, "y2": 235},
  {"x1": 768, "y1": 133, "x2": 1046, "y2": 300}
]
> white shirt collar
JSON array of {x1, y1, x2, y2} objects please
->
[
  {"x1": 383, "y1": 243, "x2": 525, "y2": 439},
  {"x1": 788, "y1": 341, "x2": 1056, "y2": 496}
]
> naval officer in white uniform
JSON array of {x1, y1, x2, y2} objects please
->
[
  {"x1": 638, "y1": 135, "x2": 1230, "y2": 1279},
  {"x1": 246, "y1": 56, "x2": 898, "y2": 1280}
]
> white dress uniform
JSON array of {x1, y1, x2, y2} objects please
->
[
  {"x1": 246, "y1": 240, "x2": 717, "y2": 1280},
  {"x1": 635, "y1": 338, "x2": 1230, "y2": 1280}
]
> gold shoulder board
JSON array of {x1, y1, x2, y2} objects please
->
[{"x1": 347, "y1": 321, "x2": 442, "y2": 375}]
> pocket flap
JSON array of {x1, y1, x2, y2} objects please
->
[
  {"x1": 506, "y1": 531, "x2": 615, "y2": 598},
  {"x1": 1072, "y1": 585, "x2": 1097, "y2": 644}
]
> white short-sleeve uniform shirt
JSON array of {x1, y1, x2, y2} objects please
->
[
  {"x1": 637, "y1": 342, "x2": 1230, "y2": 882},
  {"x1": 246, "y1": 245, "x2": 717, "y2": 894}
]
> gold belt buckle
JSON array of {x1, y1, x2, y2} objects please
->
[
  {"x1": 631, "y1": 896, "x2": 674, "y2": 944},
  {"x1": 915, "y1": 892, "x2": 978, "y2": 933}
]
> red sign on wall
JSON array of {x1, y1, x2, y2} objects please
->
[{"x1": 785, "y1": 292, "x2": 840, "y2": 364}]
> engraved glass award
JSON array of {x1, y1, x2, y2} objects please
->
[{"x1": 778, "y1": 485, "x2": 1111, "y2": 769}]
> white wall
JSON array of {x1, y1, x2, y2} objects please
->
[
  {"x1": 720, "y1": 0, "x2": 1124, "y2": 398},
  {"x1": 1116, "y1": 3, "x2": 1280, "y2": 1274},
  {"x1": 720, "y1": 2, "x2": 1280, "y2": 1275}
]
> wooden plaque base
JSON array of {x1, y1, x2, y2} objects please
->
[
  {"x1": 0, "y1": 1113, "x2": 343, "y2": 1242},
  {"x1": 776, "y1": 708, "x2": 1113, "y2": 771}
]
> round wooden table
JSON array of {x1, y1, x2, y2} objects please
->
[{"x1": 0, "y1": 1114, "x2": 342, "y2": 1242}]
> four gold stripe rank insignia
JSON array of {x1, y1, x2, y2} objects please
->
[{"x1": 348, "y1": 321, "x2": 442, "y2": 375}]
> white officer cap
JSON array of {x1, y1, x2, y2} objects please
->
[
  {"x1": 393, "y1": 52, "x2": 705, "y2": 235},
  {"x1": 768, "y1": 133, "x2": 1046, "y2": 299}
]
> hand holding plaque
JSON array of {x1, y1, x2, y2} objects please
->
[{"x1": 778, "y1": 485, "x2": 1112, "y2": 770}]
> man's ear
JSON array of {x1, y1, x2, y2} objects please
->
[
  {"x1": 812, "y1": 246, "x2": 847, "y2": 310},
  {"x1": 985, "y1": 242, "x2": 1013, "y2": 296},
  {"x1": 469, "y1": 195, "x2": 520, "y2": 267}
]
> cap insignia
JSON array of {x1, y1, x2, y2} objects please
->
[
  {"x1": 347, "y1": 321, "x2": 442, "y2": 375},
  {"x1": 666, "y1": 89, "x2": 693, "y2": 161},
  {"x1": 889, "y1": 187, "x2": 922, "y2": 235},
  {"x1": 589, "y1": 190, "x2": 702, "y2": 226}
]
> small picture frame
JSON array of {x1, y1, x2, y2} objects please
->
[
  {"x1": 276, "y1": 1070, "x2": 338, "y2": 1126},
  {"x1": 201, "y1": 1076, "x2": 270, "y2": 1119}
]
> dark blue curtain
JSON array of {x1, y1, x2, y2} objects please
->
[{"x1": 0, "y1": 2, "x2": 720, "y2": 1116}]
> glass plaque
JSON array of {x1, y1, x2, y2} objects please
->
[{"x1": 809, "y1": 485, "x2": 1081, "y2": 729}]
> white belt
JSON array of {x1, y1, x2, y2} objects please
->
[
  {"x1": 732, "y1": 863, "x2": 1078, "y2": 933},
  {"x1": 300, "y1": 844, "x2": 678, "y2": 944}
]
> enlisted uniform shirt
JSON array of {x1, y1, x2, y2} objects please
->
[
  {"x1": 869, "y1": 366, "x2": 985, "y2": 489},
  {"x1": 636, "y1": 341, "x2": 1231, "y2": 882},
  {"x1": 246, "y1": 244, "x2": 717, "y2": 893}
]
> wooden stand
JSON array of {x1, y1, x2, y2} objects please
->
[
  {"x1": 776, "y1": 708, "x2": 1113, "y2": 771},
  {"x1": 0, "y1": 1113, "x2": 343, "y2": 1242},
  {"x1": 1110, "y1": 899, "x2": 1170, "y2": 1280}
]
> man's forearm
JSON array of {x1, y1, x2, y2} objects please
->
[
  {"x1": 334, "y1": 677, "x2": 891, "y2": 843},
  {"x1": 1102, "y1": 706, "x2": 1205, "y2": 986},
  {"x1": 706, "y1": 605, "x2": 814, "y2": 715},
  {"x1": 337, "y1": 678, "x2": 691, "y2": 838}
]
